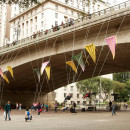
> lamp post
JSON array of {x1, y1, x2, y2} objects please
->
[
  {"x1": 14, "y1": 21, "x2": 20, "y2": 43},
  {"x1": 128, "y1": 94, "x2": 130, "y2": 101}
]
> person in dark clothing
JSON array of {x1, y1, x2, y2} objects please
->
[
  {"x1": 112, "y1": 101, "x2": 116, "y2": 116},
  {"x1": 4, "y1": 101, "x2": 11, "y2": 121},
  {"x1": 109, "y1": 101, "x2": 112, "y2": 111},
  {"x1": 73, "y1": 101, "x2": 77, "y2": 113},
  {"x1": 37, "y1": 103, "x2": 42, "y2": 116},
  {"x1": 64, "y1": 93, "x2": 72, "y2": 102}
]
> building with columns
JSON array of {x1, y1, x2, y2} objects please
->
[{"x1": 9, "y1": 0, "x2": 108, "y2": 43}]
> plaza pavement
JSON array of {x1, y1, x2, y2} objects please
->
[{"x1": 0, "y1": 110, "x2": 130, "y2": 130}]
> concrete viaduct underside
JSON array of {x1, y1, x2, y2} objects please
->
[{"x1": 1, "y1": 7, "x2": 130, "y2": 106}]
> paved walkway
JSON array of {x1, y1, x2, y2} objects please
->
[{"x1": 0, "y1": 110, "x2": 130, "y2": 130}]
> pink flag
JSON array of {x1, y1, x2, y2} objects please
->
[
  {"x1": 105, "y1": 36, "x2": 117, "y2": 59},
  {"x1": 41, "y1": 61, "x2": 49, "y2": 75},
  {"x1": 0, "y1": 68, "x2": 3, "y2": 77}
]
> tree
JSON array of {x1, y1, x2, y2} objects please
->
[
  {"x1": 77, "y1": 77, "x2": 114, "y2": 104},
  {"x1": 100, "y1": 78, "x2": 113, "y2": 102},
  {"x1": 0, "y1": 0, "x2": 39, "y2": 7},
  {"x1": 113, "y1": 72, "x2": 130, "y2": 83},
  {"x1": 77, "y1": 77, "x2": 99, "y2": 105}
]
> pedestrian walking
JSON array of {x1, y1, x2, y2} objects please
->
[
  {"x1": 4, "y1": 101, "x2": 11, "y2": 121},
  {"x1": 109, "y1": 101, "x2": 112, "y2": 111},
  {"x1": 54, "y1": 101, "x2": 58, "y2": 112},
  {"x1": 37, "y1": 103, "x2": 42, "y2": 116},
  {"x1": 112, "y1": 101, "x2": 116, "y2": 116},
  {"x1": 19, "y1": 103, "x2": 22, "y2": 110}
]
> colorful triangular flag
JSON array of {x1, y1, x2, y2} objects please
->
[
  {"x1": 105, "y1": 35, "x2": 117, "y2": 59},
  {"x1": 72, "y1": 53, "x2": 85, "y2": 72},
  {"x1": 34, "y1": 68, "x2": 40, "y2": 82},
  {"x1": 41, "y1": 61, "x2": 49, "y2": 75},
  {"x1": 85, "y1": 43, "x2": 96, "y2": 63},
  {"x1": 66, "y1": 61, "x2": 77, "y2": 74},
  {"x1": 7, "y1": 66, "x2": 14, "y2": 78},
  {"x1": 45, "y1": 66, "x2": 50, "y2": 80}
]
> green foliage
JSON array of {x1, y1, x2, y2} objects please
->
[
  {"x1": 113, "y1": 81, "x2": 125, "y2": 94},
  {"x1": 113, "y1": 72, "x2": 130, "y2": 83},
  {"x1": 0, "y1": 0, "x2": 39, "y2": 7},
  {"x1": 127, "y1": 101, "x2": 130, "y2": 105}
]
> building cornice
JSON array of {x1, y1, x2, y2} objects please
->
[{"x1": 9, "y1": 0, "x2": 86, "y2": 22}]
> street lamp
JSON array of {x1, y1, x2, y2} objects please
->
[
  {"x1": 14, "y1": 21, "x2": 20, "y2": 43},
  {"x1": 128, "y1": 94, "x2": 130, "y2": 101}
]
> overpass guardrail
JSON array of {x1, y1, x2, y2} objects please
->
[{"x1": 0, "y1": 0, "x2": 130, "y2": 55}]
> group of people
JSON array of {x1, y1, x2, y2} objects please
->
[{"x1": 16, "y1": 102, "x2": 22, "y2": 110}]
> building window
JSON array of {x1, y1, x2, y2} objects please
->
[
  {"x1": 41, "y1": 21, "x2": 43, "y2": 27},
  {"x1": 35, "y1": 9, "x2": 37, "y2": 13},
  {"x1": 98, "y1": 4, "x2": 100, "y2": 10},
  {"x1": 70, "y1": 86, "x2": 73, "y2": 91},
  {"x1": 42, "y1": 6, "x2": 44, "y2": 10},
  {"x1": 55, "y1": 13, "x2": 58, "y2": 18},
  {"x1": 41, "y1": 13, "x2": 44, "y2": 18},
  {"x1": 70, "y1": 93, "x2": 73, "y2": 98},
  {"x1": 77, "y1": 101, "x2": 80, "y2": 105},
  {"x1": 23, "y1": 16, "x2": 24, "y2": 20},
  {"x1": 71, "y1": 11, "x2": 73, "y2": 15},
  {"x1": 64, "y1": 93, "x2": 67, "y2": 98},
  {"x1": 65, "y1": 0, "x2": 69, "y2": 4},
  {"x1": 31, "y1": 11, "x2": 33, "y2": 16},
  {"x1": 64, "y1": 16, "x2": 68, "y2": 22},
  {"x1": 71, "y1": 101, "x2": 73, "y2": 105},
  {"x1": 55, "y1": 21, "x2": 58, "y2": 26},
  {"x1": 83, "y1": 101, "x2": 86, "y2": 106},
  {"x1": 55, "y1": 5, "x2": 58, "y2": 10},
  {"x1": 64, "y1": 86, "x2": 67, "y2": 91},
  {"x1": 26, "y1": 14, "x2": 28, "y2": 18},
  {"x1": 77, "y1": 94, "x2": 79, "y2": 98},
  {"x1": 65, "y1": 8, "x2": 68, "y2": 13}
]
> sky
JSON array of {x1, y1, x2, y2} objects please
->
[{"x1": 105, "y1": 0, "x2": 128, "y2": 5}]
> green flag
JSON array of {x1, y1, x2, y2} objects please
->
[{"x1": 72, "y1": 53, "x2": 85, "y2": 72}]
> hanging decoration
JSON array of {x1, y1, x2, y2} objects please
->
[
  {"x1": 7, "y1": 66, "x2": 14, "y2": 78},
  {"x1": 105, "y1": 35, "x2": 117, "y2": 59},
  {"x1": 0, "y1": 68, "x2": 3, "y2": 76},
  {"x1": 41, "y1": 61, "x2": 49, "y2": 75},
  {"x1": 0, "y1": 68, "x2": 9, "y2": 83},
  {"x1": 33, "y1": 68, "x2": 40, "y2": 82},
  {"x1": 66, "y1": 61, "x2": 77, "y2": 74},
  {"x1": 45, "y1": 66, "x2": 50, "y2": 80},
  {"x1": 85, "y1": 43, "x2": 96, "y2": 63},
  {"x1": 3, "y1": 75, "x2": 9, "y2": 83},
  {"x1": 72, "y1": 53, "x2": 85, "y2": 72}
]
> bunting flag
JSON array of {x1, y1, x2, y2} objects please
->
[
  {"x1": 3, "y1": 74, "x2": 9, "y2": 83},
  {"x1": 66, "y1": 61, "x2": 77, "y2": 74},
  {"x1": 0, "y1": 68, "x2": 3, "y2": 77},
  {"x1": 105, "y1": 35, "x2": 117, "y2": 59},
  {"x1": 45, "y1": 66, "x2": 50, "y2": 80},
  {"x1": 41, "y1": 61, "x2": 49, "y2": 75},
  {"x1": 72, "y1": 53, "x2": 85, "y2": 72},
  {"x1": 34, "y1": 68, "x2": 40, "y2": 82},
  {"x1": 85, "y1": 43, "x2": 96, "y2": 63},
  {"x1": 7, "y1": 66, "x2": 14, "y2": 78}
]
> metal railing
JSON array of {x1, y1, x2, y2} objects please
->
[{"x1": 0, "y1": 0, "x2": 130, "y2": 55}]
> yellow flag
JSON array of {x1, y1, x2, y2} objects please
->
[
  {"x1": 66, "y1": 61, "x2": 77, "y2": 74},
  {"x1": 7, "y1": 66, "x2": 14, "y2": 78},
  {"x1": 45, "y1": 66, "x2": 50, "y2": 80},
  {"x1": 85, "y1": 43, "x2": 96, "y2": 63},
  {"x1": 3, "y1": 74, "x2": 9, "y2": 83}
]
